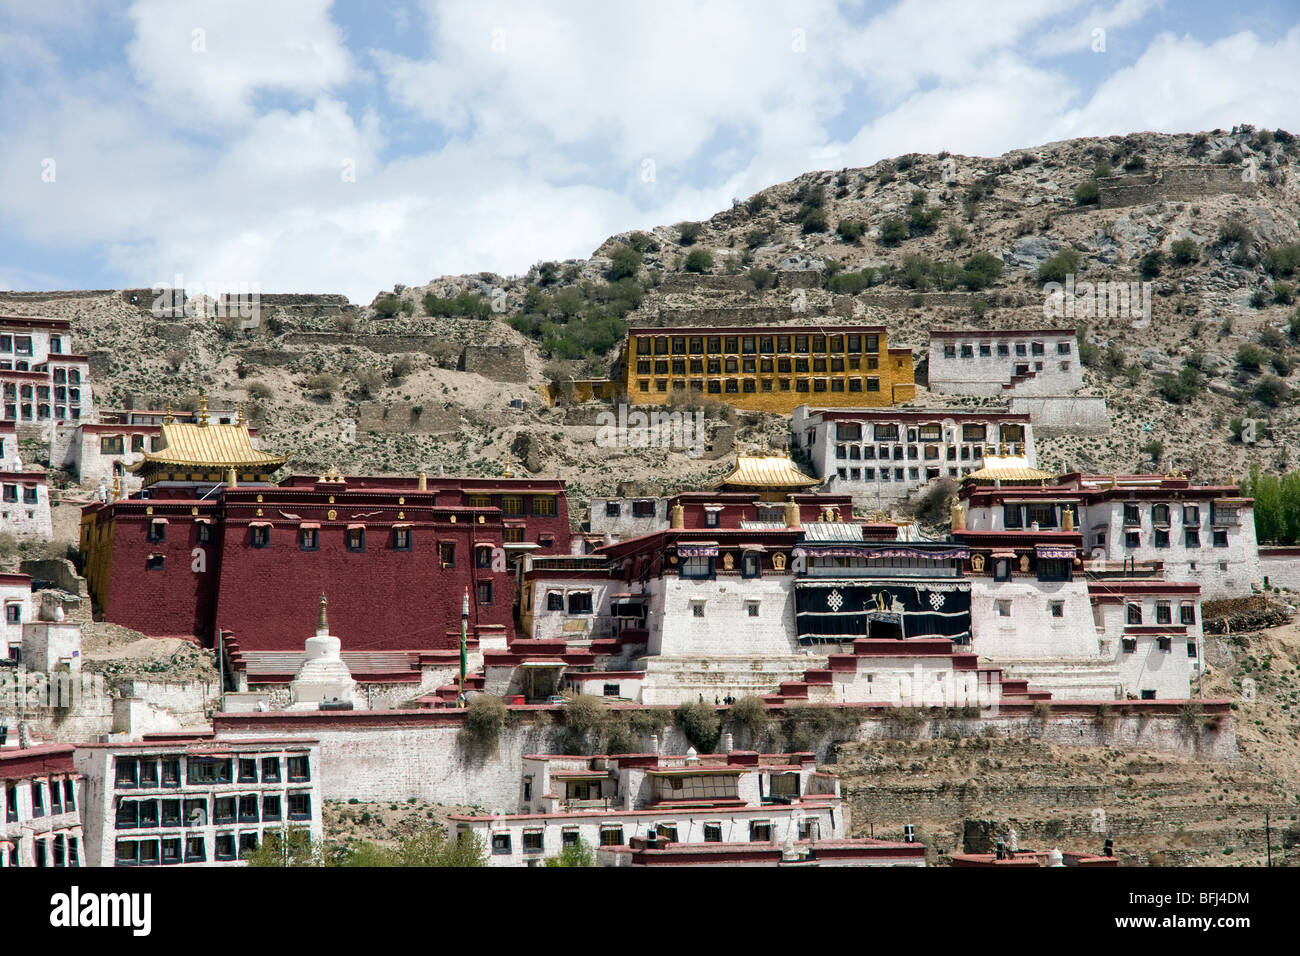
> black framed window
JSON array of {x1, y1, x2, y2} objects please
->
[
  {"x1": 287, "y1": 755, "x2": 310, "y2": 782},
  {"x1": 250, "y1": 525, "x2": 270, "y2": 548},
  {"x1": 347, "y1": 527, "x2": 365, "y2": 552},
  {"x1": 394, "y1": 528, "x2": 412, "y2": 551},
  {"x1": 261, "y1": 757, "x2": 281, "y2": 782},
  {"x1": 299, "y1": 528, "x2": 319, "y2": 551}
]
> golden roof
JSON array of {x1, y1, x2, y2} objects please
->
[
  {"x1": 129, "y1": 420, "x2": 288, "y2": 472},
  {"x1": 963, "y1": 454, "x2": 1055, "y2": 485},
  {"x1": 718, "y1": 454, "x2": 820, "y2": 490}
]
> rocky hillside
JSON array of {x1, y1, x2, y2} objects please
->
[{"x1": 6, "y1": 124, "x2": 1300, "y2": 538}]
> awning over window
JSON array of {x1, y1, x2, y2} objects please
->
[
  {"x1": 677, "y1": 544, "x2": 719, "y2": 557},
  {"x1": 391, "y1": 522, "x2": 412, "y2": 529},
  {"x1": 150, "y1": 517, "x2": 169, "y2": 524},
  {"x1": 298, "y1": 522, "x2": 320, "y2": 529},
  {"x1": 248, "y1": 521, "x2": 272, "y2": 528},
  {"x1": 1035, "y1": 545, "x2": 1076, "y2": 559},
  {"x1": 194, "y1": 517, "x2": 213, "y2": 525},
  {"x1": 990, "y1": 550, "x2": 1017, "y2": 559},
  {"x1": 346, "y1": 523, "x2": 366, "y2": 530}
]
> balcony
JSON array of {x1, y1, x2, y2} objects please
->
[{"x1": 562, "y1": 797, "x2": 614, "y2": 812}]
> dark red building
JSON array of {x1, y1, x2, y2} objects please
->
[{"x1": 81, "y1": 415, "x2": 571, "y2": 657}]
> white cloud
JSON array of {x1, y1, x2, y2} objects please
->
[
  {"x1": 1034, "y1": 0, "x2": 1162, "y2": 57},
  {"x1": 125, "y1": 0, "x2": 355, "y2": 124}
]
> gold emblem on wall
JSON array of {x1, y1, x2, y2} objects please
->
[
  {"x1": 257, "y1": 494, "x2": 263, "y2": 502},
  {"x1": 1019, "y1": 555, "x2": 1030, "y2": 573},
  {"x1": 398, "y1": 497, "x2": 405, "y2": 505},
  {"x1": 146, "y1": 506, "x2": 154, "y2": 515},
  {"x1": 191, "y1": 507, "x2": 198, "y2": 515},
  {"x1": 398, "y1": 511, "x2": 405, "y2": 520},
  {"x1": 773, "y1": 553, "x2": 787, "y2": 571},
  {"x1": 329, "y1": 496, "x2": 335, "y2": 504},
  {"x1": 722, "y1": 552, "x2": 735, "y2": 571},
  {"x1": 327, "y1": 509, "x2": 337, "y2": 521},
  {"x1": 971, "y1": 553, "x2": 985, "y2": 572},
  {"x1": 256, "y1": 509, "x2": 263, "y2": 516}
]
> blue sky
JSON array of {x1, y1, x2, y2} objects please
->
[{"x1": 0, "y1": 0, "x2": 1297, "y2": 302}]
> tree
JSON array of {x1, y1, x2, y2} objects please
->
[
  {"x1": 684, "y1": 249, "x2": 713, "y2": 273},
  {"x1": 674, "y1": 700, "x2": 720, "y2": 752},
  {"x1": 961, "y1": 252, "x2": 1003, "y2": 290},
  {"x1": 545, "y1": 839, "x2": 597, "y2": 867},
  {"x1": 1138, "y1": 249, "x2": 1164, "y2": 279}
]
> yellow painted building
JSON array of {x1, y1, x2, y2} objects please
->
[{"x1": 614, "y1": 325, "x2": 916, "y2": 414}]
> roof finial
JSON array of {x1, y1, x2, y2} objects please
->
[
  {"x1": 317, "y1": 593, "x2": 328, "y2": 633},
  {"x1": 503, "y1": 451, "x2": 514, "y2": 479},
  {"x1": 164, "y1": 403, "x2": 174, "y2": 425},
  {"x1": 197, "y1": 393, "x2": 210, "y2": 426},
  {"x1": 236, "y1": 403, "x2": 245, "y2": 426}
]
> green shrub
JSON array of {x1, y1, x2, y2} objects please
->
[
  {"x1": 727, "y1": 696, "x2": 770, "y2": 740},
  {"x1": 1219, "y1": 219, "x2": 1254, "y2": 246},
  {"x1": 353, "y1": 368, "x2": 384, "y2": 398},
  {"x1": 373, "y1": 295, "x2": 401, "y2": 318},
  {"x1": 1073, "y1": 180, "x2": 1099, "y2": 205},
  {"x1": 800, "y1": 207, "x2": 829, "y2": 233},
  {"x1": 423, "y1": 291, "x2": 491, "y2": 318},
  {"x1": 961, "y1": 252, "x2": 1003, "y2": 290},
  {"x1": 1274, "y1": 282, "x2": 1296, "y2": 305},
  {"x1": 1237, "y1": 343, "x2": 1271, "y2": 371},
  {"x1": 545, "y1": 839, "x2": 596, "y2": 867},
  {"x1": 826, "y1": 269, "x2": 876, "y2": 294},
  {"x1": 1171, "y1": 238, "x2": 1199, "y2": 264},
  {"x1": 246, "y1": 381, "x2": 273, "y2": 401},
  {"x1": 1250, "y1": 290, "x2": 1268, "y2": 309},
  {"x1": 674, "y1": 701, "x2": 721, "y2": 753},
  {"x1": 907, "y1": 203, "x2": 941, "y2": 235},
  {"x1": 1265, "y1": 242, "x2": 1300, "y2": 277},
  {"x1": 606, "y1": 244, "x2": 641, "y2": 281},
  {"x1": 304, "y1": 373, "x2": 341, "y2": 399},
  {"x1": 627, "y1": 231, "x2": 655, "y2": 253},
  {"x1": 462, "y1": 695, "x2": 508, "y2": 750},
  {"x1": 1155, "y1": 366, "x2": 1204, "y2": 404},
  {"x1": 836, "y1": 219, "x2": 866, "y2": 242},
  {"x1": 1255, "y1": 374, "x2": 1290, "y2": 408},
  {"x1": 878, "y1": 218, "x2": 907, "y2": 246},
  {"x1": 684, "y1": 249, "x2": 713, "y2": 273},
  {"x1": 677, "y1": 222, "x2": 702, "y2": 245},
  {"x1": 1037, "y1": 248, "x2": 1081, "y2": 284},
  {"x1": 1138, "y1": 249, "x2": 1164, "y2": 278},
  {"x1": 747, "y1": 267, "x2": 776, "y2": 291},
  {"x1": 745, "y1": 228, "x2": 771, "y2": 249}
]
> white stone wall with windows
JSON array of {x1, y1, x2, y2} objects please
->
[
  {"x1": 647, "y1": 574, "x2": 797, "y2": 658},
  {"x1": 1081, "y1": 500, "x2": 1259, "y2": 600},
  {"x1": 0, "y1": 321, "x2": 94, "y2": 433},
  {"x1": 792, "y1": 405, "x2": 1036, "y2": 506},
  {"x1": 74, "y1": 741, "x2": 322, "y2": 867},
  {"x1": 588, "y1": 498, "x2": 670, "y2": 540},
  {"x1": 969, "y1": 578, "x2": 1099, "y2": 660},
  {"x1": 1094, "y1": 595, "x2": 1204, "y2": 701},
  {"x1": 0, "y1": 765, "x2": 84, "y2": 868},
  {"x1": 0, "y1": 475, "x2": 52, "y2": 539},
  {"x1": 0, "y1": 574, "x2": 32, "y2": 661},
  {"x1": 928, "y1": 331, "x2": 1083, "y2": 397},
  {"x1": 519, "y1": 575, "x2": 621, "y2": 641}
]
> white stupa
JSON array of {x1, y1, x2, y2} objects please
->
[{"x1": 288, "y1": 594, "x2": 360, "y2": 710}]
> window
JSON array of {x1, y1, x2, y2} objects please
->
[
  {"x1": 605, "y1": 501, "x2": 621, "y2": 518},
  {"x1": 1151, "y1": 504, "x2": 1170, "y2": 526},
  {"x1": 632, "y1": 499, "x2": 656, "y2": 518},
  {"x1": 347, "y1": 527, "x2": 365, "y2": 552},
  {"x1": 475, "y1": 545, "x2": 493, "y2": 568},
  {"x1": 1157, "y1": 636, "x2": 1172, "y2": 652},
  {"x1": 288, "y1": 792, "x2": 311, "y2": 821},
  {"x1": 215, "y1": 833, "x2": 236, "y2": 861},
  {"x1": 185, "y1": 836, "x2": 206, "y2": 863},
  {"x1": 546, "y1": 591, "x2": 564, "y2": 611},
  {"x1": 439, "y1": 542, "x2": 455, "y2": 567},
  {"x1": 161, "y1": 799, "x2": 181, "y2": 826},
  {"x1": 50, "y1": 780, "x2": 62, "y2": 814},
  {"x1": 250, "y1": 525, "x2": 269, "y2": 548},
  {"x1": 703, "y1": 823, "x2": 723, "y2": 843},
  {"x1": 184, "y1": 798, "x2": 207, "y2": 827},
  {"x1": 691, "y1": 602, "x2": 705, "y2": 619},
  {"x1": 680, "y1": 555, "x2": 714, "y2": 579},
  {"x1": 238, "y1": 794, "x2": 259, "y2": 823},
  {"x1": 1123, "y1": 503, "x2": 1140, "y2": 525},
  {"x1": 1003, "y1": 504, "x2": 1023, "y2": 529},
  {"x1": 477, "y1": 581, "x2": 494, "y2": 605},
  {"x1": 799, "y1": 818, "x2": 821, "y2": 841},
  {"x1": 4, "y1": 784, "x2": 15, "y2": 822},
  {"x1": 741, "y1": 552, "x2": 761, "y2": 579},
  {"x1": 1154, "y1": 529, "x2": 1169, "y2": 548},
  {"x1": 196, "y1": 523, "x2": 211, "y2": 544},
  {"x1": 1049, "y1": 601, "x2": 1064, "y2": 618},
  {"x1": 116, "y1": 799, "x2": 138, "y2": 829},
  {"x1": 704, "y1": 510, "x2": 720, "y2": 528},
  {"x1": 1156, "y1": 602, "x2": 1172, "y2": 625},
  {"x1": 394, "y1": 527, "x2": 412, "y2": 551},
  {"x1": 994, "y1": 559, "x2": 1011, "y2": 582},
  {"x1": 189, "y1": 758, "x2": 232, "y2": 785},
  {"x1": 532, "y1": 496, "x2": 558, "y2": 517},
  {"x1": 1180, "y1": 604, "x2": 1196, "y2": 625},
  {"x1": 523, "y1": 830, "x2": 544, "y2": 854},
  {"x1": 1184, "y1": 529, "x2": 1200, "y2": 548},
  {"x1": 1125, "y1": 531, "x2": 1140, "y2": 549},
  {"x1": 31, "y1": 781, "x2": 44, "y2": 817},
  {"x1": 1122, "y1": 637, "x2": 1137, "y2": 653},
  {"x1": 299, "y1": 528, "x2": 318, "y2": 551},
  {"x1": 750, "y1": 820, "x2": 773, "y2": 842},
  {"x1": 1183, "y1": 505, "x2": 1200, "y2": 525},
  {"x1": 602, "y1": 683, "x2": 620, "y2": 698},
  {"x1": 492, "y1": 832, "x2": 512, "y2": 855},
  {"x1": 567, "y1": 591, "x2": 592, "y2": 614},
  {"x1": 263, "y1": 795, "x2": 282, "y2": 822},
  {"x1": 996, "y1": 600, "x2": 1012, "y2": 618},
  {"x1": 1187, "y1": 642, "x2": 1198, "y2": 658},
  {"x1": 147, "y1": 520, "x2": 166, "y2": 543},
  {"x1": 501, "y1": 496, "x2": 524, "y2": 516},
  {"x1": 100, "y1": 435, "x2": 124, "y2": 455},
  {"x1": 600, "y1": 826, "x2": 623, "y2": 847},
  {"x1": 214, "y1": 797, "x2": 236, "y2": 825},
  {"x1": 5, "y1": 603, "x2": 19, "y2": 624},
  {"x1": 1213, "y1": 529, "x2": 1228, "y2": 548},
  {"x1": 22, "y1": 485, "x2": 38, "y2": 503},
  {"x1": 655, "y1": 824, "x2": 679, "y2": 842},
  {"x1": 161, "y1": 838, "x2": 182, "y2": 865},
  {"x1": 261, "y1": 757, "x2": 281, "y2": 782},
  {"x1": 1127, "y1": 604, "x2": 1142, "y2": 625},
  {"x1": 116, "y1": 841, "x2": 139, "y2": 866},
  {"x1": 64, "y1": 778, "x2": 77, "y2": 809},
  {"x1": 287, "y1": 755, "x2": 310, "y2": 782}
]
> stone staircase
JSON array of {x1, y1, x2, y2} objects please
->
[{"x1": 634, "y1": 654, "x2": 829, "y2": 706}]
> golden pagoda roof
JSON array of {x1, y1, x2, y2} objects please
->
[
  {"x1": 128, "y1": 420, "x2": 288, "y2": 472},
  {"x1": 718, "y1": 454, "x2": 821, "y2": 490},
  {"x1": 963, "y1": 454, "x2": 1056, "y2": 485}
]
